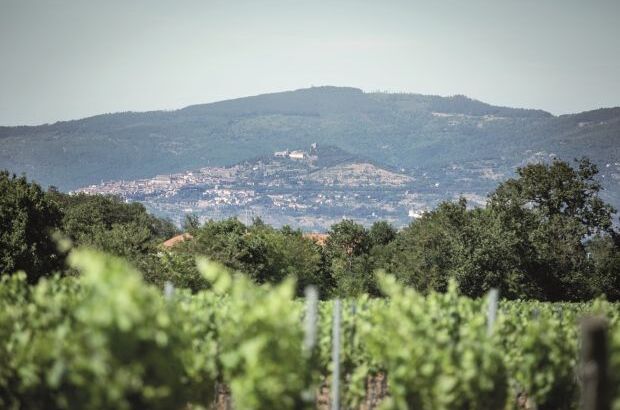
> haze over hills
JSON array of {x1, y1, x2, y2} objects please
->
[{"x1": 1, "y1": 86, "x2": 620, "y2": 228}]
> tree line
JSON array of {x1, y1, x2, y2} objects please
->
[{"x1": 1, "y1": 157, "x2": 619, "y2": 301}]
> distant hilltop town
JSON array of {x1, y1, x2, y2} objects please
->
[
  {"x1": 75, "y1": 143, "x2": 470, "y2": 230},
  {"x1": 71, "y1": 143, "x2": 565, "y2": 231}
]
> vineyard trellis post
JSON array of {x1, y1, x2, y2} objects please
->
[
  {"x1": 487, "y1": 288, "x2": 498, "y2": 335},
  {"x1": 164, "y1": 281, "x2": 174, "y2": 300},
  {"x1": 331, "y1": 299, "x2": 341, "y2": 410},
  {"x1": 302, "y1": 286, "x2": 318, "y2": 404},
  {"x1": 304, "y1": 286, "x2": 318, "y2": 353},
  {"x1": 581, "y1": 316, "x2": 609, "y2": 410}
]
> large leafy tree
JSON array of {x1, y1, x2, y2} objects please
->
[
  {"x1": 175, "y1": 218, "x2": 327, "y2": 294},
  {"x1": 387, "y1": 200, "x2": 469, "y2": 294},
  {"x1": 368, "y1": 220, "x2": 398, "y2": 279},
  {"x1": 259, "y1": 224, "x2": 327, "y2": 296},
  {"x1": 456, "y1": 206, "x2": 539, "y2": 299},
  {"x1": 489, "y1": 158, "x2": 616, "y2": 300},
  {"x1": 324, "y1": 219, "x2": 370, "y2": 262},
  {"x1": 587, "y1": 235, "x2": 620, "y2": 301},
  {"x1": 45, "y1": 191, "x2": 178, "y2": 282},
  {"x1": 47, "y1": 192, "x2": 177, "y2": 245},
  {"x1": 489, "y1": 158, "x2": 614, "y2": 235},
  {"x1": 368, "y1": 220, "x2": 397, "y2": 247},
  {"x1": 0, "y1": 171, "x2": 63, "y2": 281},
  {"x1": 182, "y1": 218, "x2": 270, "y2": 283},
  {"x1": 324, "y1": 219, "x2": 377, "y2": 296},
  {"x1": 387, "y1": 158, "x2": 619, "y2": 301},
  {"x1": 388, "y1": 200, "x2": 538, "y2": 299}
]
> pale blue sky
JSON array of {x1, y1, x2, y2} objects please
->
[{"x1": 1, "y1": 0, "x2": 619, "y2": 125}]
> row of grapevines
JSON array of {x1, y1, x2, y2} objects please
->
[
  {"x1": 0, "y1": 250, "x2": 197, "y2": 409},
  {"x1": 1, "y1": 249, "x2": 619, "y2": 409},
  {"x1": 0, "y1": 250, "x2": 319, "y2": 409},
  {"x1": 315, "y1": 277, "x2": 620, "y2": 410}
]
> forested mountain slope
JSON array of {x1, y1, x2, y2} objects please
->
[{"x1": 1, "y1": 86, "x2": 619, "y2": 192}]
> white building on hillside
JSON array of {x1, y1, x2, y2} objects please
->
[
  {"x1": 289, "y1": 150, "x2": 306, "y2": 159},
  {"x1": 408, "y1": 209, "x2": 425, "y2": 219}
]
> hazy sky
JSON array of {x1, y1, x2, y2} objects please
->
[{"x1": 1, "y1": 0, "x2": 619, "y2": 125}]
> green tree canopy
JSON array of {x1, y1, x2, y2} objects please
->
[
  {"x1": 489, "y1": 158, "x2": 615, "y2": 235},
  {"x1": 47, "y1": 192, "x2": 177, "y2": 245},
  {"x1": 488, "y1": 158, "x2": 617, "y2": 300},
  {"x1": 387, "y1": 158, "x2": 620, "y2": 301},
  {"x1": 324, "y1": 220, "x2": 377, "y2": 297},
  {"x1": 0, "y1": 171, "x2": 63, "y2": 281},
  {"x1": 173, "y1": 218, "x2": 327, "y2": 295},
  {"x1": 368, "y1": 221, "x2": 397, "y2": 247}
]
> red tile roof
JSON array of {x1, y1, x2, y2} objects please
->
[
  {"x1": 162, "y1": 233, "x2": 193, "y2": 248},
  {"x1": 303, "y1": 232, "x2": 329, "y2": 246}
]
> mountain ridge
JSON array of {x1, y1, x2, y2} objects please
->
[{"x1": 0, "y1": 86, "x2": 619, "y2": 195}]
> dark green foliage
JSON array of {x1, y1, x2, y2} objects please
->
[
  {"x1": 368, "y1": 220, "x2": 397, "y2": 247},
  {"x1": 388, "y1": 200, "x2": 470, "y2": 293},
  {"x1": 173, "y1": 218, "x2": 328, "y2": 296},
  {"x1": 325, "y1": 220, "x2": 371, "y2": 260},
  {"x1": 387, "y1": 158, "x2": 620, "y2": 301},
  {"x1": 457, "y1": 207, "x2": 536, "y2": 299},
  {"x1": 389, "y1": 200, "x2": 538, "y2": 298},
  {"x1": 587, "y1": 235, "x2": 620, "y2": 301},
  {"x1": 0, "y1": 171, "x2": 63, "y2": 281},
  {"x1": 2, "y1": 157, "x2": 620, "y2": 301},
  {"x1": 324, "y1": 220, "x2": 379, "y2": 297},
  {"x1": 182, "y1": 213, "x2": 200, "y2": 233},
  {"x1": 144, "y1": 251, "x2": 207, "y2": 292},
  {"x1": 46, "y1": 191, "x2": 178, "y2": 278},
  {"x1": 48, "y1": 192, "x2": 178, "y2": 246},
  {"x1": 180, "y1": 218, "x2": 271, "y2": 282},
  {"x1": 488, "y1": 158, "x2": 617, "y2": 300},
  {"x1": 489, "y1": 158, "x2": 615, "y2": 235},
  {"x1": 368, "y1": 221, "x2": 398, "y2": 278}
]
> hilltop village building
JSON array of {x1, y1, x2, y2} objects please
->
[
  {"x1": 273, "y1": 149, "x2": 307, "y2": 160},
  {"x1": 288, "y1": 150, "x2": 306, "y2": 160},
  {"x1": 273, "y1": 144, "x2": 319, "y2": 160}
]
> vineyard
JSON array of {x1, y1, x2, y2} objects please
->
[{"x1": 1, "y1": 249, "x2": 619, "y2": 410}]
